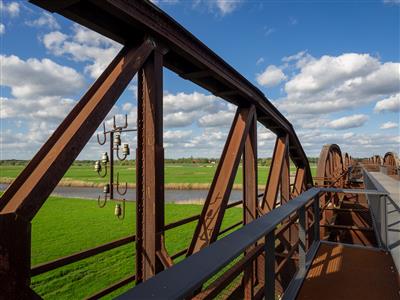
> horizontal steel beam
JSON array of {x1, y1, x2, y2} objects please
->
[
  {"x1": 319, "y1": 187, "x2": 388, "y2": 196},
  {"x1": 31, "y1": 235, "x2": 136, "y2": 276},
  {"x1": 86, "y1": 274, "x2": 136, "y2": 300}
]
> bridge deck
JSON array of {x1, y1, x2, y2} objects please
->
[
  {"x1": 368, "y1": 171, "x2": 400, "y2": 272},
  {"x1": 296, "y1": 242, "x2": 400, "y2": 300}
]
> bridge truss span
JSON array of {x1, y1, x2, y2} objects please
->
[
  {"x1": 0, "y1": 1, "x2": 398, "y2": 299},
  {"x1": 0, "y1": 0, "x2": 313, "y2": 298}
]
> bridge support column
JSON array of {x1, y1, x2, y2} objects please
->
[
  {"x1": 0, "y1": 214, "x2": 39, "y2": 299},
  {"x1": 136, "y1": 46, "x2": 166, "y2": 283},
  {"x1": 243, "y1": 111, "x2": 258, "y2": 298}
]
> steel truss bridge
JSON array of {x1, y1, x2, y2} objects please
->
[{"x1": 1, "y1": 1, "x2": 399, "y2": 299}]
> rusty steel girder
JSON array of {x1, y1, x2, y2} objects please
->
[
  {"x1": 315, "y1": 144, "x2": 347, "y2": 239},
  {"x1": 316, "y1": 144, "x2": 345, "y2": 188},
  {"x1": 0, "y1": 0, "x2": 314, "y2": 298},
  {"x1": 0, "y1": 41, "x2": 155, "y2": 298},
  {"x1": 383, "y1": 152, "x2": 399, "y2": 175}
]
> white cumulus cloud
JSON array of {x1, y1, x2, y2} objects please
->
[
  {"x1": 0, "y1": 1, "x2": 19, "y2": 17},
  {"x1": 256, "y1": 65, "x2": 287, "y2": 87},
  {"x1": 380, "y1": 121, "x2": 398, "y2": 129},
  {"x1": 275, "y1": 52, "x2": 400, "y2": 114},
  {"x1": 26, "y1": 12, "x2": 60, "y2": 30},
  {"x1": 0, "y1": 54, "x2": 85, "y2": 99},
  {"x1": 198, "y1": 110, "x2": 235, "y2": 127},
  {"x1": 42, "y1": 24, "x2": 122, "y2": 78},
  {"x1": 374, "y1": 93, "x2": 400, "y2": 113},
  {"x1": 0, "y1": 23, "x2": 4, "y2": 35},
  {"x1": 327, "y1": 114, "x2": 369, "y2": 130}
]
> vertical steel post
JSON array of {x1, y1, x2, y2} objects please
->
[
  {"x1": 298, "y1": 206, "x2": 306, "y2": 273},
  {"x1": 313, "y1": 195, "x2": 320, "y2": 242},
  {"x1": 0, "y1": 215, "x2": 36, "y2": 298},
  {"x1": 264, "y1": 230, "x2": 275, "y2": 300},
  {"x1": 136, "y1": 45, "x2": 165, "y2": 282},
  {"x1": 380, "y1": 195, "x2": 388, "y2": 248},
  {"x1": 243, "y1": 112, "x2": 257, "y2": 299}
]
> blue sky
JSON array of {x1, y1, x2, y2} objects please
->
[{"x1": 0, "y1": 0, "x2": 399, "y2": 160}]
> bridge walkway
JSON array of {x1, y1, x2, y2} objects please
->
[
  {"x1": 367, "y1": 171, "x2": 400, "y2": 273},
  {"x1": 296, "y1": 242, "x2": 400, "y2": 300},
  {"x1": 297, "y1": 169, "x2": 400, "y2": 300}
]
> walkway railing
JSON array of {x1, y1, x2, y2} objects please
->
[
  {"x1": 362, "y1": 168, "x2": 390, "y2": 249},
  {"x1": 116, "y1": 186, "x2": 388, "y2": 300}
]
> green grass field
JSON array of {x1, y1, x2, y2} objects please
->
[
  {"x1": 0, "y1": 163, "x2": 317, "y2": 187},
  {"x1": 30, "y1": 196, "x2": 242, "y2": 299}
]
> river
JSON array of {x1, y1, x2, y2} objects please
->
[{"x1": 0, "y1": 184, "x2": 259, "y2": 203}]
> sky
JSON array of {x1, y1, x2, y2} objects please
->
[{"x1": 0, "y1": 0, "x2": 399, "y2": 160}]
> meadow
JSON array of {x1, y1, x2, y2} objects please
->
[
  {"x1": 30, "y1": 196, "x2": 242, "y2": 299},
  {"x1": 1, "y1": 161, "x2": 317, "y2": 298},
  {"x1": 0, "y1": 163, "x2": 317, "y2": 188}
]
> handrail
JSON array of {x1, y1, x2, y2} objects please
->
[
  {"x1": 117, "y1": 186, "x2": 389, "y2": 300},
  {"x1": 116, "y1": 188, "x2": 320, "y2": 299},
  {"x1": 362, "y1": 167, "x2": 390, "y2": 249}
]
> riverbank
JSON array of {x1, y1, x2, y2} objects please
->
[
  {"x1": 0, "y1": 183, "x2": 254, "y2": 203},
  {"x1": 0, "y1": 163, "x2": 316, "y2": 190},
  {"x1": 0, "y1": 177, "x2": 267, "y2": 190}
]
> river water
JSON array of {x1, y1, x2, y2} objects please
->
[{"x1": 0, "y1": 184, "x2": 256, "y2": 203}]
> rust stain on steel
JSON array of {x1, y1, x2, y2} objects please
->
[
  {"x1": 188, "y1": 105, "x2": 256, "y2": 255},
  {"x1": 0, "y1": 41, "x2": 155, "y2": 220}
]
